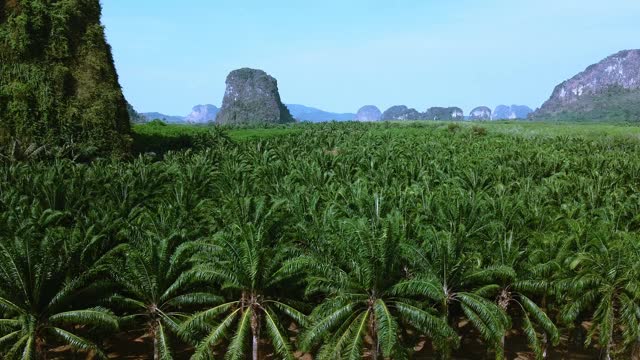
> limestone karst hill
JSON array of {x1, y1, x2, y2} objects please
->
[{"x1": 0, "y1": 0, "x2": 131, "y2": 155}]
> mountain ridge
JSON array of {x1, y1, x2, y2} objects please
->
[{"x1": 533, "y1": 49, "x2": 640, "y2": 120}]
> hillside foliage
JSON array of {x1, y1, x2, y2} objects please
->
[{"x1": 0, "y1": 0, "x2": 131, "y2": 156}]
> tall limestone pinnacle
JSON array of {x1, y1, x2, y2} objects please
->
[
  {"x1": 0, "y1": 0, "x2": 131, "y2": 155},
  {"x1": 216, "y1": 68, "x2": 294, "y2": 125}
]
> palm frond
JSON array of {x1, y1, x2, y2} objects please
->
[
  {"x1": 50, "y1": 328, "x2": 107, "y2": 359},
  {"x1": 225, "y1": 308, "x2": 252, "y2": 360},
  {"x1": 264, "y1": 307, "x2": 295, "y2": 360},
  {"x1": 373, "y1": 299, "x2": 398, "y2": 357}
]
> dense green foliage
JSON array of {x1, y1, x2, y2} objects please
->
[
  {"x1": 534, "y1": 86, "x2": 640, "y2": 122},
  {"x1": 0, "y1": 0, "x2": 131, "y2": 155},
  {"x1": 2, "y1": 122, "x2": 640, "y2": 359}
]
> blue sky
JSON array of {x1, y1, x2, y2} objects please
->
[{"x1": 102, "y1": 0, "x2": 640, "y2": 115}]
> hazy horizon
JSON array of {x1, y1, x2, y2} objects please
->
[{"x1": 102, "y1": 0, "x2": 640, "y2": 115}]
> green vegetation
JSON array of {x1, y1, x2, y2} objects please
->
[
  {"x1": 0, "y1": 0, "x2": 131, "y2": 156},
  {"x1": 2, "y1": 121, "x2": 640, "y2": 359},
  {"x1": 534, "y1": 86, "x2": 640, "y2": 122},
  {"x1": 131, "y1": 122, "x2": 302, "y2": 154}
]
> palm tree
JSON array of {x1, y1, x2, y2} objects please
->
[
  {"x1": 180, "y1": 197, "x2": 306, "y2": 360},
  {"x1": 397, "y1": 229, "x2": 510, "y2": 359},
  {"x1": 298, "y1": 212, "x2": 457, "y2": 359},
  {"x1": 483, "y1": 232, "x2": 560, "y2": 359},
  {"x1": 559, "y1": 233, "x2": 640, "y2": 360},
  {"x1": 0, "y1": 207, "x2": 118, "y2": 359},
  {"x1": 110, "y1": 207, "x2": 220, "y2": 360}
]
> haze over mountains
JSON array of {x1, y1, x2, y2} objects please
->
[
  {"x1": 134, "y1": 48, "x2": 640, "y2": 124},
  {"x1": 141, "y1": 104, "x2": 355, "y2": 123},
  {"x1": 140, "y1": 103, "x2": 534, "y2": 123}
]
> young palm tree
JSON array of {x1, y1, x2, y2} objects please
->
[
  {"x1": 110, "y1": 207, "x2": 220, "y2": 360},
  {"x1": 397, "y1": 229, "x2": 510, "y2": 359},
  {"x1": 559, "y1": 233, "x2": 640, "y2": 360},
  {"x1": 483, "y1": 233, "x2": 560, "y2": 360},
  {"x1": 180, "y1": 197, "x2": 306, "y2": 360},
  {"x1": 298, "y1": 212, "x2": 457, "y2": 360},
  {"x1": 0, "y1": 207, "x2": 118, "y2": 359}
]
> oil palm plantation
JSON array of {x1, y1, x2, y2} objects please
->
[
  {"x1": 180, "y1": 197, "x2": 307, "y2": 360},
  {"x1": 0, "y1": 205, "x2": 118, "y2": 359},
  {"x1": 110, "y1": 206, "x2": 220, "y2": 360},
  {"x1": 482, "y1": 233, "x2": 560, "y2": 359},
  {"x1": 297, "y1": 212, "x2": 457, "y2": 360},
  {"x1": 397, "y1": 229, "x2": 510, "y2": 359},
  {"x1": 559, "y1": 232, "x2": 640, "y2": 359}
]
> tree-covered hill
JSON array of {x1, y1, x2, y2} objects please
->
[{"x1": 0, "y1": 0, "x2": 131, "y2": 155}]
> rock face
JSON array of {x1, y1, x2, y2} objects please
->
[
  {"x1": 127, "y1": 102, "x2": 147, "y2": 124},
  {"x1": 185, "y1": 105, "x2": 219, "y2": 124},
  {"x1": 0, "y1": 0, "x2": 131, "y2": 154},
  {"x1": 469, "y1": 106, "x2": 492, "y2": 120},
  {"x1": 493, "y1": 105, "x2": 533, "y2": 120},
  {"x1": 424, "y1": 107, "x2": 464, "y2": 120},
  {"x1": 216, "y1": 68, "x2": 294, "y2": 125},
  {"x1": 355, "y1": 105, "x2": 382, "y2": 122},
  {"x1": 286, "y1": 104, "x2": 355, "y2": 122},
  {"x1": 533, "y1": 50, "x2": 640, "y2": 120},
  {"x1": 381, "y1": 106, "x2": 422, "y2": 121}
]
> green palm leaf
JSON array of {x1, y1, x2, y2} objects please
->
[
  {"x1": 225, "y1": 308, "x2": 252, "y2": 360},
  {"x1": 264, "y1": 307, "x2": 295, "y2": 360},
  {"x1": 373, "y1": 299, "x2": 398, "y2": 357}
]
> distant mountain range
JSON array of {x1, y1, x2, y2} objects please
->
[
  {"x1": 136, "y1": 103, "x2": 537, "y2": 124},
  {"x1": 492, "y1": 105, "x2": 533, "y2": 120},
  {"x1": 285, "y1": 104, "x2": 356, "y2": 122},
  {"x1": 131, "y1": 50, "x2": 640, "y2": 125},
  {"x1": 141, "y1": 112, "x2": 186, "y2": 123},
  {"x1": 141, "y1": 104, "x2": 356, "y2": 123},
  {"x1": 141, "y1": 105, "x2": 219, "y2": 124}
]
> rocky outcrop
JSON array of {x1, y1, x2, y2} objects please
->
[
  {"x1": 381, "y1": 106, "x2": 422, "y2": 121},
  {"x1": 216, "y1": 68, "x2": 294, "y2": 125},
  {"x1": 355, "y1": 105, "x2": 382, "y2": 122},
  {"x1": 424, "y1": 107, "x2": 464, "y2": 121},
  {"x1": 533, "y1": 50, "x2": 640, "y2": 120},
  {"x1": 492, "y1": 105, "x2": 533, "y2": 120},
  {"x1": 127, "y1": 102, "x2": 147, "y2": 124},
  {"x1": 185, "y1": 104, "x2": 219, "y2": 124},
  {"x1": 469, "y1": 106, "x2": 492, "y2": 120},
  {"x1": 286, "y1": 104, "x2": 355, "y2": 122},
  {"x1": 0, "y1": 0, "x2": 131, "y2": 154}
]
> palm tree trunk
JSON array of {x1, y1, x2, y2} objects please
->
[
  {"x1": 154, "y1": 334, "x2": 159, "y2": 360},
  {"x1": 252, "y1": 333, "x2": 259, "y2": 360},
  {"x1": 36, "y1": 335, "x2": 47, "y2": 360},
  {"x1": 541, "y1": 295, "x2": 549, "y2": 358},
  {"x1": 251, "y1": 308, "x2": 261, "y2": 360},
  {"x1": 441, "y1": 300, "x2": 452, "y2": 360},
  {"x1": 602, "y1": 317, "x2": 615, "y2": 360},
  {"x1": 369, "y1": 311, "x2": 378, "y2": 360},
  {"x1": 153, "y1": 321, "x2": 160, "y2": 360}
]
